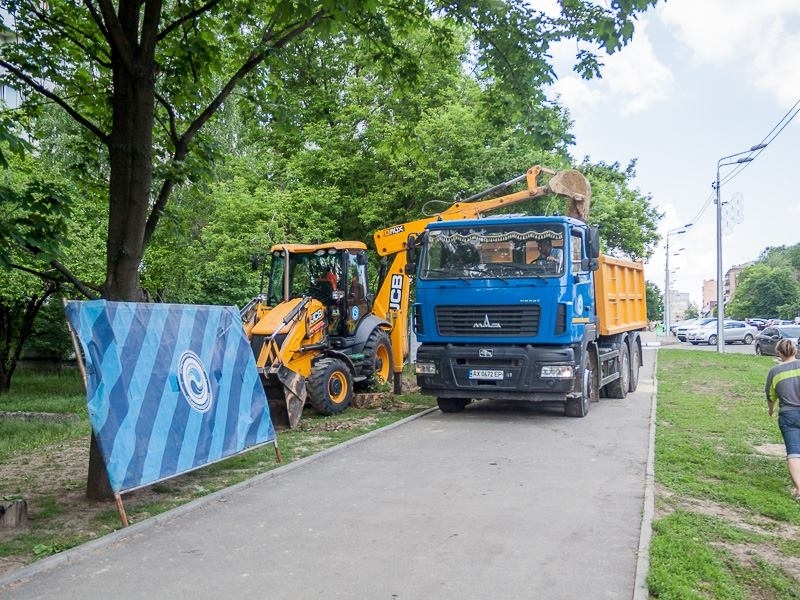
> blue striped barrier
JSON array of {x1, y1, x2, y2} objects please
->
[{"x1": 64, "y1": 300, "x2": 276, "y2": 493}]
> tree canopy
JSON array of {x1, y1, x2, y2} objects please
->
[
  {"x1": 727, "y1": 247, "x2": 800, "y2": 320},
  {"x1": 0, "y1": 0, "x2": 658, "y2": 301}
]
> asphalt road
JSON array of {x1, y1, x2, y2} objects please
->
[{"x1": 1, "y1": 347, "x2": 657, "y2": 600}]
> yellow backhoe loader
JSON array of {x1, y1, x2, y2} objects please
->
[{"x1": 242, "y1": 165, "x2": 591, "y2": 428}]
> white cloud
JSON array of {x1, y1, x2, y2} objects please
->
[
  {"x1": 549, "y1": 19, "x2": 673, "y2": 118},
  {"x1": 658, "y1": 0, "x2": 800, "y2": 106}
]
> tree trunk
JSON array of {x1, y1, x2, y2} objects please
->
[{"x1": 87, "y1": 6, "x2": 160, "y2": 498}]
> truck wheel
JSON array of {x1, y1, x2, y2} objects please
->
[
  {"x1": 605, "y1": 343, "x2": 629, "y2": 399},
  {"x1": 308, "y1": 358, "x2": 353, "y2": 416},
  {"x1": 628, "y1": 340, "x2": 641, "y2": 393},
  {"x1": 565, "y1": 352, "x2": 595, "y2": 417},
  {"x1": 356, "y1": 329, "x2": 393, "y2": 392},
  {"x1": 437, "y1": 397, "x2": 469, "y2": 413}
]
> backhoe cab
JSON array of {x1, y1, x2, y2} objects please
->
[{"x1": 242, "y1": 242, "x2": 392, "y2": 429}]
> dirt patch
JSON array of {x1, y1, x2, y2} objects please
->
[
  {"x1": 716, "y1": 541, "x2": 800, "y2": 585},
  {"x1": 754, "y1": 443, "x2": 786, "y2": 457}
]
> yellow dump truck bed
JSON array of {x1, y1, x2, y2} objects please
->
[{"x1": 594, "y1": 255, "x2": 648, "y2": 336}]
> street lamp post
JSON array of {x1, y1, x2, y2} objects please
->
[
  {"x1": 714, "y1": 143, "x2": 767, "y2": 353},
  {"x1": 664, "y1": 224, "x2": 692, "y2": 335}
]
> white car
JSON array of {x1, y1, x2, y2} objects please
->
[
  {"x1": 685, "y1": 320, "x2": 757, "y2": 345},
  {"x1": 675, "y1": 317, "x2": 715, "y2": 341}
]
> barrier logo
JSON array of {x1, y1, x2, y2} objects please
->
[{"x1": 178, "y1": 350, "x2": 213, "y2": 413}]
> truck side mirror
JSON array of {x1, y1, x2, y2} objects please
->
[
  {"x1": 587, "y1": 226, "x2": 601, "y2": 259},
  {"x1": 582, "y1": 258, "x2": 600, "y2": 272}
]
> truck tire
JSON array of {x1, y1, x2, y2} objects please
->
[
  {"x1": 628, "y1": 339, "x2": 641, "y2": 393},
  {"x1": 437, "y1": 397, "x2": 469, "y2": 413},
  {"x1": 565, "y1": 351, "x2": 595, "y2": 417},
  {"x1": 356, "y1": 329, "x2": 393, "y2": 392},
  {"x1": 308, "y1": 358, "x2": 353, "y2": 416},
  {"x1": 605, "y1": 343, "x2": 629, "y2": 399}
]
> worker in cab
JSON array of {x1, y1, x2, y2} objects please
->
[{"x1": 532, "y1": 238, "x2": 563, "y2": 272}]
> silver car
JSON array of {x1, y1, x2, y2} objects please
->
[{"x1": 686, "y1": 320, "x2": 757, "y2": 345}]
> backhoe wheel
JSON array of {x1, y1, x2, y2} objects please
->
[
  {"x1": 437, "y1": 397, "x2": 469, "y2": 413},
  {"x1": 356, "y1": 329, "x2": 393, "y2": 392},
  {"x1": 308, "y1": 358, "x2": 353, "y2": 416}
]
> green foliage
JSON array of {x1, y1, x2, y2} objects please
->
[
  {"x1": 684, "y1": 303, "x2": 699, "y2": 319},
  {"x1": 0, "y1": 0, "x2": 659, "y2": 301},
  {"x1": 646, "y1": 280, "x2": 663, "y2": 322},
  {"x1": 0, "y1": 152, "x2": 72, "y2": 269},
  {"x1": 727, "y1": 263, "x2": 800, "y2": 320}
]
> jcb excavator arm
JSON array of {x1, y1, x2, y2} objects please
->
[{"x1": 371, "y1": 165, "x2": 591, "y2": 391}]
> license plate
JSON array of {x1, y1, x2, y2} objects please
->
[{"x1": 469, "y1": 369, "x2": 504, "y2": 380}]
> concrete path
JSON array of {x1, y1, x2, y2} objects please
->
[{"x1": 1, "y1": 347, "x2": 657, "y2": 600}]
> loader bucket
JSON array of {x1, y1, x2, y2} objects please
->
[
  {"x1": 263, "y1": 365, "x2": 307, "y2": 429},
  {"x1": 548, "y1": 170, "x2": 592, "y2": 222}
]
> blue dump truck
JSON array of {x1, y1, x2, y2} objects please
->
[{"x1": 405, "y1": 173, "x2": 648, "y2": 417}]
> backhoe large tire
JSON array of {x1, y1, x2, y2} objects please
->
[
  {"x1": 308, "y1": 358, "x2": 353, "y2": 416},
  {"x1": 356, "y1": 329, "x2": 393, "y2": 392},
  {"x1": 605, "y1": 343, "x2": 629, "y2": 399}
]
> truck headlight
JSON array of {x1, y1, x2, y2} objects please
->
[
  {"x1": 415, "y1": 361, "x2": 438, "y2": 375},
  {"x1": 540, "y1": 365, "x2": 574, "y2": 379}
]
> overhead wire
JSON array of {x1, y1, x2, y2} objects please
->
[{"x1": 678, "y1": 95, "x2": 800, "y2": 233}]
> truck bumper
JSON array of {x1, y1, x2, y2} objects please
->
[{"x1": 415, "y1": 344, "x2": 578, "y2": 402}]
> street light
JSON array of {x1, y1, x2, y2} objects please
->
[
  {"x1": 713, "y1": 143, "x2": 767, "y2": 353},
  {"x1": 664, "y1": 224, "x2": 692, "y2": 335}
]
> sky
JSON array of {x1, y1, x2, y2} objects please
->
[{"x1": 546, "y1": 0, "x2": 800, "y2": 310}]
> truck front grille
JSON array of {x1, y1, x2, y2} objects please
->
[{"x1": 435, "y1": 305, "x2": 540, "y2": 336}]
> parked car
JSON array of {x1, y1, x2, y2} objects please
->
[
  {"x1": 754, "y1": 325, "x2": 800, "y2": 356},
  {"x1": 746, "y1": 318, "x2": 768, "y2": 330},
  {"x1": 685, "y1": 320, "x2": 757, "y2": 345},
  {"x1": 675, "y1": 317, "x2": 715, "y2": 341},
  {"x1": 764, "y1": 319, "x2": 794, "y2": 328}
]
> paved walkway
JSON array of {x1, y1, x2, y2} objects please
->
[{"x1": 1, "y1": 347, "x2": 659, "y2": 600}]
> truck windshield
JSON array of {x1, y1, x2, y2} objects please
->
[{"x1": 420, "y1": 224, "x2": 566, "y2": 279}]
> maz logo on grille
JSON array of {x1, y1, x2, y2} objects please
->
[
  {"x1": 473, "y1": 315, "x2": 501, "y2": 329},
  {"x1": 479, "y1": 349, "x2": 494, "y2": 358}
]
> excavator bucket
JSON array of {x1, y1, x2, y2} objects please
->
[{"x1": 547, "y1": 170, "x2": 592, "y2": 222}]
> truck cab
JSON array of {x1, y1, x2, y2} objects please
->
[{"x1": 411, "y1": 214, "x2": 642, "y2": 417}]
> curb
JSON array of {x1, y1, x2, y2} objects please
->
[
  {"x1": 0, "y1": 407, "x2": 438, "y2": 590},
  {"x1": 633, "y1": 345, "x2": 658, "y2": 600}
]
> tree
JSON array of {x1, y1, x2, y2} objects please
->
[
  {"x1": 727, "y1": 264, "x2": 800, "y2": 320},
  {"x1": 1, "y1": 0, "x2": 658, "y2": 302},
  {"x1": 645, "y1": 281, "x2": 663, "y2": 323}
]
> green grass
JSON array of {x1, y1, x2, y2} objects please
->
[
  {"x1": 650, "y1": 349, "x2": 800, "y2": 599},
  {"x1": 0, "y1": 368, "x2": 436, "y2": 572}
]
